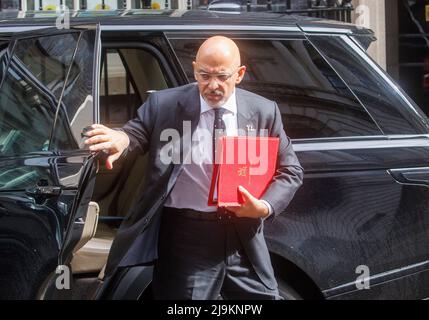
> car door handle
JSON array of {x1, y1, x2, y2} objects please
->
[
  {"x1": 389, "y1": 167, "x2": 429, "y2": 187},
  {"x1": 25, "y1": 185, "x2": 62, "y2": 197}
]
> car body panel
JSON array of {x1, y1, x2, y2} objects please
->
[{"x1": 265, "y1": 136, "x2": 429, "y2": 299}]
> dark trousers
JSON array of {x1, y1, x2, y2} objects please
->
[{"x1": 152, "y1": 207, "x2": 282, "y2": 300}]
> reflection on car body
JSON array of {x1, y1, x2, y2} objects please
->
[{"x1": 207, "y1": 0, "x2": 242, "y2": 14}]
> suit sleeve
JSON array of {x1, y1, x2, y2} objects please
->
[
  {"x1": 118, "y1": 92, "x2": 158, "y2": 155},
  {"x1": 261, "y1": 102, "x2": 304, "y2": 219}
]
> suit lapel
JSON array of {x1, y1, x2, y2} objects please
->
[
  {"x1": 167, "y1": 86, "x2": 258, "y2": 193},
  {"x1": 167, "y1": 84, "x2": 201, "y2": 192},
  {"x1": 174, "y1": 84, "x2": 201, "y2": 137},
  {"x1": 236, "y1": 88, "x2": 258, "y2": 136}
]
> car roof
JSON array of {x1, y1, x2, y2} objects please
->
[{"x1": 0, "y1": 9, "x2": 374, "y2": 36}]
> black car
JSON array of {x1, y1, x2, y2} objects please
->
[{"x1": 0, "y1": 9, "x2": 428, "y2": 300}]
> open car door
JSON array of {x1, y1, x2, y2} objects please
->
[{"x1": 0, "y1": 24, "x2": 101, "y2": 299}]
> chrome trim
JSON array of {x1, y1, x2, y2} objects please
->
[
  {"x1": 300, "y1": 26, "x2": 354, "y2": 34},
  {"x1": 99, "y1": 25, "x2": 301, "y2": 32},
  {"x1": 349, "y1": 35, "x2": 366, "y2": 52},
  {"x1": 293, "y1": 136, "x2": 429, "y2": 152},
  {"x1": 386, "y1": 134, "x2": 429, "y2": 139},
  {"x1": 390, "y1": 166, "x2": 429, "y2": 173},
  {"x1": 0, "y1": 24, "x2": 301, "y2": 34},
  {"x1": 293, "y1": 134, "x2": 429, "y2": 143},
  {"x1": 292, "y1": 135, "x2": 387, "y2": 143},
  {"x1": 0, "y1": 26, "x2": 50, "y2": 32},
  {"x1": 389, "y1": 168, "x2": 429, "y2": 188},
  {"x1": 93, "y1": 24, "x2": 101, "y2": 124},
  {"x1": 323, "y1": 259, "x2": 429, "y2": 298},
  {"x1": 0, "y1": 24, "x2": 360, "y2": 35}
]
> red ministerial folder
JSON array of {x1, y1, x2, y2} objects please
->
[{"x1": 208, "y1": 136, "x2": 279, "y2": 207}]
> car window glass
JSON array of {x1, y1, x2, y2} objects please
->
[
  {"x1": 12, "y1": 33, "x2": 80, "y2": 100},
  {"x1": 99, "y1": 47, "x2": 167, "y2": 127},
  {"x1": 52, "y1": 30, "x2": 98, "y2": 150},
  {"x1": 100, "y1": 48, "x2": 139, "y2": 127},
  {"x1": 0, "y1": 34, "x2": 79, "y2": 156},
  {"x1": 170, "y1": 38, "x2": 382, "y2": 140},
  {"x1": 101, "y1": 50, "x2": 136, "y2": 96},
  {"x1": 0, "y1": 29, "x2": 98, "y2": 155},
  {"x1": 309, "y1": 35, "x2": 429, "y2": 135}
]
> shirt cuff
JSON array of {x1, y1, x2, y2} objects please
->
[{"x1": 260, "y1": 200, "x2": 273, "y2": 221}]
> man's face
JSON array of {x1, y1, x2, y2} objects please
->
[{"x1": 193, "y1": 61, "x2": 246, "y2": 108}]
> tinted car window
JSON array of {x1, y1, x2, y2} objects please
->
[
  {"x1": 170, "y1": 37, "x2": 382, "y2": 140},
  {"x1": 99, "y1": 46, "x2": 168, "y2": 127},
  {"x1": 309, "y1": 35, "x2": 429, "y2": 135},
  {"x1": 100, "y1": 48, "x2": 141, "y2": 126},
  {"x1": 0, "y1": 30, "x2": 95, "y2": 156},
  {"x1": 0, "y1": 40, "x2": 59, "y2": 156},
  {"x1": 52, "y1": 30, "x2": 98, "y2": 150},
  {"x1": 12, "y1": 33, "x2": 80, "y2": 100}
]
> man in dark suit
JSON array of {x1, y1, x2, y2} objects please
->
[{"x1": 85, "y1": 36, "x2": 303, "y2": 299}]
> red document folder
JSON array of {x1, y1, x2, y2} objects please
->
[{"x1": 208, "y1": 136, "x2": 279, "y2": 207}]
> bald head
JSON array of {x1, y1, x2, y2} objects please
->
[
  {"x1": 193, "y1": 36, "x2": 246, "y2": 108},
  {"x1": 196, "y1": 36, "x2": 241, "y2": 71}
]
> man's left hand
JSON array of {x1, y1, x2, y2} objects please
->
[{"x1": 225, "y1": 186, "x2": 270, "y2": 219}]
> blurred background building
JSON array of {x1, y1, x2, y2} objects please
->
[{"x1": 0, "y1": 0, "x2": 428, "y2": 115}]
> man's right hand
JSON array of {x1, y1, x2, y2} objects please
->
[{"x1": 84, "y1": 124, "x2": 130, "y2": 170}]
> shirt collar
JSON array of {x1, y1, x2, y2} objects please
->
[{"x1": 199, "y1": 90, "x2": 237, "y2": 115}]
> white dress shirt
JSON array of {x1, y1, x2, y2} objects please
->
[{"x1": 164, "y1": 90, "x2": 273, "y2": 216}]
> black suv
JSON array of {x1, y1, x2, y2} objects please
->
[{"x1": 0, "y1": 9, "x2": 428, "y2": 300}]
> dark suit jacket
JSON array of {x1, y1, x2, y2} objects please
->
[{"x1": 104, "y1": 83, "x2": 304, "y2": 289}]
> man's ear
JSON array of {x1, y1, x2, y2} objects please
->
[
  {"x1": 192, "y1": 61, "x2": 197, "y2": 81},
  {"x1": 235, "y1": 65, "x2": 247, "y2": 84}
]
